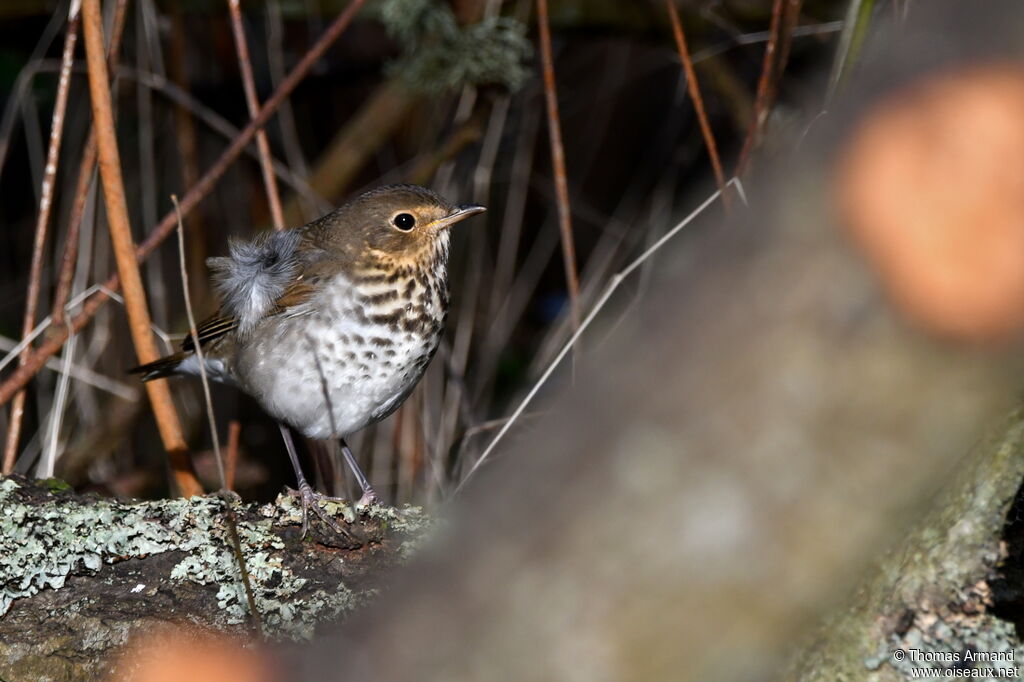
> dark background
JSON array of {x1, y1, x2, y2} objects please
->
[{"x1": 0, "y1": 0, "x2": 844, "y2": 504}]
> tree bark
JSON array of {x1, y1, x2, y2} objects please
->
[{"x1": 0, "y1": 477, "x2": 428, "y2": 681}]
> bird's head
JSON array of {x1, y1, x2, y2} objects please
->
[{"x1": 319, "y1": 184, "x2": 485, "y2": 269}]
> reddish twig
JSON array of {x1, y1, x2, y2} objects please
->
[
  {"x1": 735, "y1": 0, "x2": 786, "y2": 177},
  {"x1": 665, "y1": 0, "x2": 730, "y2": 211},
  {"x1": 2, "y1": 9, "x2": 80, "y2": 474},
  {"x1": 774, "y1": 0, "x2": 805, "y2": 100},
  {"x1": 536, "y1": 0, "x2": 581, "y2": 333},
  {"x1": 0, "y1": 0, "x2": 369, "y2": 409},
  {"x1": 82, "y1": 0, "x2": 200, "y2": 496},
  {"x1": 227, "y1": 0, "x2": 286, "y2": 230},
  {"x1": 52, "y1": 0, "x2": 131, "y2": 326},
  {"x1": 51, "y1": 136, "x2": 98, "y2": 327},
  {"x1": 225, "y1": 420, "x2": 241, "y2": 492}
]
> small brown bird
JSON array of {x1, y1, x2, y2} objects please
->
[{"x1": 132, "y1": 185, "x2": 485, "y2": 531}]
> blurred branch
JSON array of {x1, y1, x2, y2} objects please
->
[
  {"x1": 735, "y1": 0, "x2": 785, "y2": 177},
  {"x1": 536, "y1": 0, "x2": 581, "y2": 334},
  {"x1": 776, "y1": 0, "x2": 805, "y2": 96},
  {"x1": 227, "y1": 0, "x2": 285, "y2": 231},
  {"x1": 407, "y1": 109, "x2": 485, "y2": 186},
  {"x1": 81, "y1": 0, "x2": 199, "y2": 496},
  {"x1": 281, "y1": 78, "x2": 418, "y2": 226},
  {"x1": 0, "y1": 0, "x2": 369, "y2": 409},
  {"x1": 665, "y1": 0, "x2": 730, "y2": 211},
  {"x1": 457, "y1": 181, "x2": 740, "y2": 492},
  {"x1": 697, "y1": 55, "x2": 754, "y2": 136},
  {"x1": 827, "y1": 0, "x2": 875, "y2": 102},
  {"x1": 2, "y1": 9, "x2": 79, "y2": 474}
]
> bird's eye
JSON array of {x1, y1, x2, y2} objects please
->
[{"x1": 393, "y1": 213, "x2": 416, "y2": 231}]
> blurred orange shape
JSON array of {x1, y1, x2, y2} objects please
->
[
  {"x1": 108, "y1": 625, "x2": 276, "y2": 682},
  {"x1": 836, "y1": 64, "x2": 1024, "y2": 343}
]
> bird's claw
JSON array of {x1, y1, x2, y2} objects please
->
[
  {"x1": 355, "y1": 487, "x2": 379, "y2": 511},
  {"x1": 286, "y1": 482, "x2": 355, "y2": 539}
]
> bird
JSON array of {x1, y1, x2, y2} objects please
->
[{"x1": 131, "y1": 184, "x2": 486, "y2": 534}]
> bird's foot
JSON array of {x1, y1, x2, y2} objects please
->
[
  {"x1": 355, "y1": 486, "x2": 380, "y2": 511},
  {"x1": 286, "y1": 481, "x2": 356, "y2": 540}
]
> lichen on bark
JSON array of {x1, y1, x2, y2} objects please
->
[{"x1": 0, "y1": 476, "x2": 431, "y2": 681}]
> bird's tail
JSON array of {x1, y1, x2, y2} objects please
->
[{"x1": 128, "y1": 352, "x2": 189, "y2": 381}]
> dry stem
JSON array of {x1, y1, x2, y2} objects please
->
[
  {"x1": 51, "y1": 0, "x2": 130, "y2": 327},
  {"x1": 536, "y1": 0, "x2": 581, "y2": 334},
  {"x1": 227, "y1": 0, "x2": 285, "y2": 230},
  {"x1": 225, "y1": 420, "x2": 241, "y2": 492},
  {"x1": 81, "y1": 0, "x2": 199, "y2": 496},
  {"x1": 665, "y1": 0, "x2": 730, "y2": 211},
  {"x1": 0, "y1": 0, "x2": 369, "y2": 409},
  {"x1": 2, "y1": 11, "x2": 80, "y2": 473},
  {"x1": 457, "y1": 179, "x2": 744, "y2": 493},
  {"x1": 735, "y1": 0, "x2": 786, "y2": 177}
]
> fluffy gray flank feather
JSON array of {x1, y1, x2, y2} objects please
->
[{"x1": 207, "y1": 229, "x2": 302, "y2": 333}]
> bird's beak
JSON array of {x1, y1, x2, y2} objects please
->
[{"x1": 431, "y1": 204, "x2": 487, "y2": 231}]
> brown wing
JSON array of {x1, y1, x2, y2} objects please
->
[
  {"x1": 181, "y1": 277, "x2": 320, "y2": 352},
  {"x1": 181, "y1": 314, "x2": 238, "y2": 352}
]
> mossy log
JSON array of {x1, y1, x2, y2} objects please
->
[
  {"x1": 790, "y1": 410, "x2": 1024, "y2": 680},
  {"x1": 0, "y1": 477, "x2": 429, "y2": 681}
]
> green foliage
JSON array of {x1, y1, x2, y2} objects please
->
[{"x1": 371, "y1": 0, "x2": 532, "y2": 93}]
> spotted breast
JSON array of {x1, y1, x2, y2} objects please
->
[{"x1": 233, "y1": 235, "x2": 450, "y2": 440}]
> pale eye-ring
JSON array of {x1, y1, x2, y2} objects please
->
[{"x1": 393, "y1": 213, "x2": 416, "y2": 231}]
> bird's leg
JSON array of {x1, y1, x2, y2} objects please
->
[
  {"x1": 338, "y1": 437, "x2": 379, "y2": 508},
  {"x1": 278, "y1": 423, "x2": 351, "y2": 537}
]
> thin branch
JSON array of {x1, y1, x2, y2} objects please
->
[
  {"x1": 52, "y1": 138, "x2": 98, "y2": 326},
  {"x1": 407, "y1": 112, "x2": 485, "y2": 186},
  {"x1": 0, "y1": 336, "x2": 137, "y2": 401},
  {"x1": 173, "y1": 196, "x2": 224, "y2": 487},
  {"x1": 105, "y1": 63, "x2": 327, "y2": 212},
  {"x1": 775, "y1": 0, "x2": 805, "y2": 92},
  {"x1": 227, "y1": 0, "x2": 286, "y2": 230},
  {"x1": 266, "y1": 0, "x2": 313, "y2": 215},
  {"x1": 281, "y1": 78, "x2": 416, "y2": 226},
  {"x1": 665, "y1": 0, "x2": 730, "y2": 211},
  {"x1": 51, "y1": 0, "x2": 131, "y2": 326},
  {"x1": 536, "y1": 0, "x2": 581, "y2": 334},
  {"x1": 174, "y1": 199, "x2": 261, "y2": 635},
  {"x1": 221, "y1": 495, "x2": 264, "y2": 638},
  {"x1": 454, "y1": 179, "x2": 746, "y2": 495},
  {"x1": 40, "y1": 330, "x2": 76, "y2": 478},
  {"x1": 81, "y1": 0, "x2": 200, "y2": 496},
  {"x1": 0, "y1": 0, "x2": 369, "y2": 409},
  {"x1": 2, "y1": 283, "x2": 174, "y2": 375},
  {"x1": 735, "y1": 0, "x2": 785, "y2": 177},
  {"x1": 225, "y1": 420, "x2": 241, "y2": 492},
  {"x1": 3, "y1": 9, "x2": 80, "y2": 474}
]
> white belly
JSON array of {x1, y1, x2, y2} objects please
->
[{"x1": 234, "y1": 276, "x2": 442, "y2": 439}]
